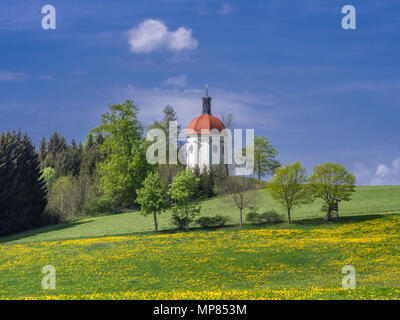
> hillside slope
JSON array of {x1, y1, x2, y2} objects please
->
[
  {"x1": 1, "y1": 185, "x2": 399, "y2": 244},
  {"x1": 1, "y1": 214, "x2": 400, "y2": 299}
]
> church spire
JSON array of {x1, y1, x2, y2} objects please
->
[{"x1": 202, "y1": 84, "x2": 211, "y2": 115}]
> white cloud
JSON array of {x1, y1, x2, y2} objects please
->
[
  {"x1": 127, "y1": 19, "x2": 198, "y2": 54},
  {"x1": 392, "y1": 158, "x2": 400, "y2": 175},
  {"x1": 375, "y1": 164, "x2": 390, "y2": 178},
  {"x1": 356, "y1": 157, "x2": 400, "y2": 185},
  {"x1": 162, "y1": 75, "x2": 188, "y2": 88},
  {"x1": 0, "y1": 70, "x2": 29, "y2": 81}
]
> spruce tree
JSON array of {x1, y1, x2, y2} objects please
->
[{"x1": 0, "y1": 131, "x2": 47, "y2": 235}]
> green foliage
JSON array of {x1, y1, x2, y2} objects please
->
[
  {"x1": 136, "y1": 171, "x2": 168, "y2": 232},
  {"x1": 196, "y1": 215, "x2": 229, "y2": 228},
  {"x1": 308, "y1": 162, "x2": 357, "y2": 220},
  {"x1": 41, "y1": 167, "x2": 57, "y2": 192},
  {"x1": 267, "y1": 161, "x2": 312, "y2": 224},
  {"x1": 0, "y1": 131, "x2": 47, "y2": 235},
  {"x1": 92, "y1": 100, "x2": 151, "y2": 207},
  {"x1": 39, "y1": 133, "x2": 84, "y2": 177},
  {"x1": 168, "y1": 171, "x2": 200, "y2": 230},
  {"x1": 38, "y1": 137, "x2": 47, "y2": 169},
  {"x1": 246, "y1": 210, "x2": 283, "y2": 225},
  {"x1": 79, "y1": 133, "x2": 104, "y2": 176},
  {"x1": 147, "y1": 105, "x2": 183, "y2": 189},
  {"x1": 84, "y1": 194, "x2": 120, "y2": 215},
  {"x1": 244, "y1": 135, "x2": 280, "y2": 180},
  {"x1": 192, "y1": 166, "x2": 216, "y2": 199},
  {"x1": 46, "y1": 171, "x2": 106, "y2": 220},
  {"x1": 46, "y1": 176, "x2": 78, "y2": 223}
]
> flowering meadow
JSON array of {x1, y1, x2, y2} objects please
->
[{"x1": 0, "y1": 214, "x2": 399, "y2": 299}]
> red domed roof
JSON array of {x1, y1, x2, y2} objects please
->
[{"x1": 187, "y1": 114, "x2": 225, "y2": 134}]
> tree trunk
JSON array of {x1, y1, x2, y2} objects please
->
[
  {"x1": 326, "y1": 206, "x2": 332, "y2": 221},
  {"x1": 287, "y1": 208, "x2": 291, "y2": 224},
  {"x1": 240, "y1": 208, "x2": 243, "y2": 227},
  {"x1": 153, "y1": 212, "x2": 158, "y2": 233}
]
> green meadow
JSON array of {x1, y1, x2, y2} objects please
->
[
  {"x1": 0, "y1": 185, "x2": 399, "y2": 299},
  {"x1": 2, "y1": 185, "x2": 399, "y2": 244}
]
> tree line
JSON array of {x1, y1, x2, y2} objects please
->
[
  {"x1": 0, "y1": 100, "x2": 234, "y2": 235},
  {"x1": 0, "y1": 98, "x2": 355, "y2": 236}
]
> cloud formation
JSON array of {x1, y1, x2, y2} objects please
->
[
  {"x1": 371, "y1": 158, "x2": 400, "y2": 185},
  {"x1": 162, "y1": 75, "x2": 188, "y2": 88},
  {"x1": 354, "y1": 158, "x2": 400, "y2": 185},
  {"x1": 127, "y1": 19, "x2": 198, "y2": 53},
  {"x1": 109, "y1": 84, "x2": 277, "y2": 128},
  {"x1": 219, "y1": 3, "x2": 237, "y2": 15},
  {"x1": 0, "y1": 70, "x2": 29, "y2": 81}
]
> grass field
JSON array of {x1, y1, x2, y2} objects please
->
[
  {"x1": 2, "y1": 186, "x2": 400, "y2": 244},
  {"x1": 0, "y1": 186, "x2": 399, "y2": 299}
]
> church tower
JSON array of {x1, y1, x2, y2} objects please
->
[{"x1": 186, "y1": 87, "x2": 226, "y2": 171}]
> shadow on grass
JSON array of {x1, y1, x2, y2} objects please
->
[
  {"x1": 292, "y1": 214, "x2": 384, "y2": 227},
  {"x1": 1, "y1": 212, "x2": 395, "y2": 244},
  {"x1": 0, "y1": 220, "x2": 92, "y2": 244}
]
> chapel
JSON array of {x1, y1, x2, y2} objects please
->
[{"x1": 186, "y1": 87, "x2": 226, "y2": 171}]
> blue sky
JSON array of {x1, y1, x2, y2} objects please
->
[{"x1": 1, "y1": 0, "x2": 400, "y2": 185}]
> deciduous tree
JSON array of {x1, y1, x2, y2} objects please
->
[
  {"x1": 223, "y1": 176, "x2": 256, "y2": 227},
  {"x1": 168, "y1": 171, "x2": 200, "y2": 230},
  {"x1": 308, "y1": 162, "x2": 356, "y2": 220},
  {"x1": 267, "y1": 161, "x2": 311, "y2": 224},
  {"x1": 136, "y1": 171, "x2": 168, "y2": 232},
  {"x1": 253, "y1": 136, "x2": 280, "y2": 180},
  {"x1": 91, "y1": 100, "x2": 151, "y2": 207}
]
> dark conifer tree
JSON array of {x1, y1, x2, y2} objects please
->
[
  {"x1": 0, "y1": 131, "x2": 47, "y2": 235},
  {"x1": 38, "y1": 137, "x2": 47, "y2": 169}
]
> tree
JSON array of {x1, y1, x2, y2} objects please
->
[
  {"x1": 135, "y1": 171, "x2": 168, "y2": 232},
  {"x1": 148, "y1": 105, "x2": 183, "y2": 184},
  {"x1": 38, "y1": 137, "x2": 47, "y2": 169},
  {"x1": 47, "y1": 176, "x2": 78, "y2": 222},
  {"x1": 148, "y1": 105, "x2": 180, "y2": 145},
  {"x1": 45, "y1": 132, "x2": 67, "y2": 173},
  {"x1": 91, "y1": 100, "x2": 151, "y2": 207},
  {"x1": 252, "y1": 136, "x2": 280, "y2": 180},
  {"x1": 64, "y1": 139, "x2": 82, "y2": 177},
  {"x1": 41, "y1": 167, "x2": 57, "y2": 191},
  {"x1": 308, "y1": 162, "x2": 356, "y2": 221},
  {"x1": 267, "y1": 162, "x2": 311, "y2": 224},
  {"x1": 220, "y1": 112, "x2": 234, "y2": 129},
  {"x1": 168, "y1": 171, "x2": 200, "y2": 230},
  {"x1": 222, "y1": 176, "x2": 256, "y2": 227},
  {"x1": 80, "y1": 133, "x2": 104, "y2": 177},
  {"x1": 0, "y1": 131, "x2": 47, "y2": 235}
]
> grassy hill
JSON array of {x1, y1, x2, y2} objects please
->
[
  {"x1": 0, "y1": 185, "x2": 399, "y2": 299},
  {"x1": 1, "y1": 185, "x2": 399, "y2": 244}
]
